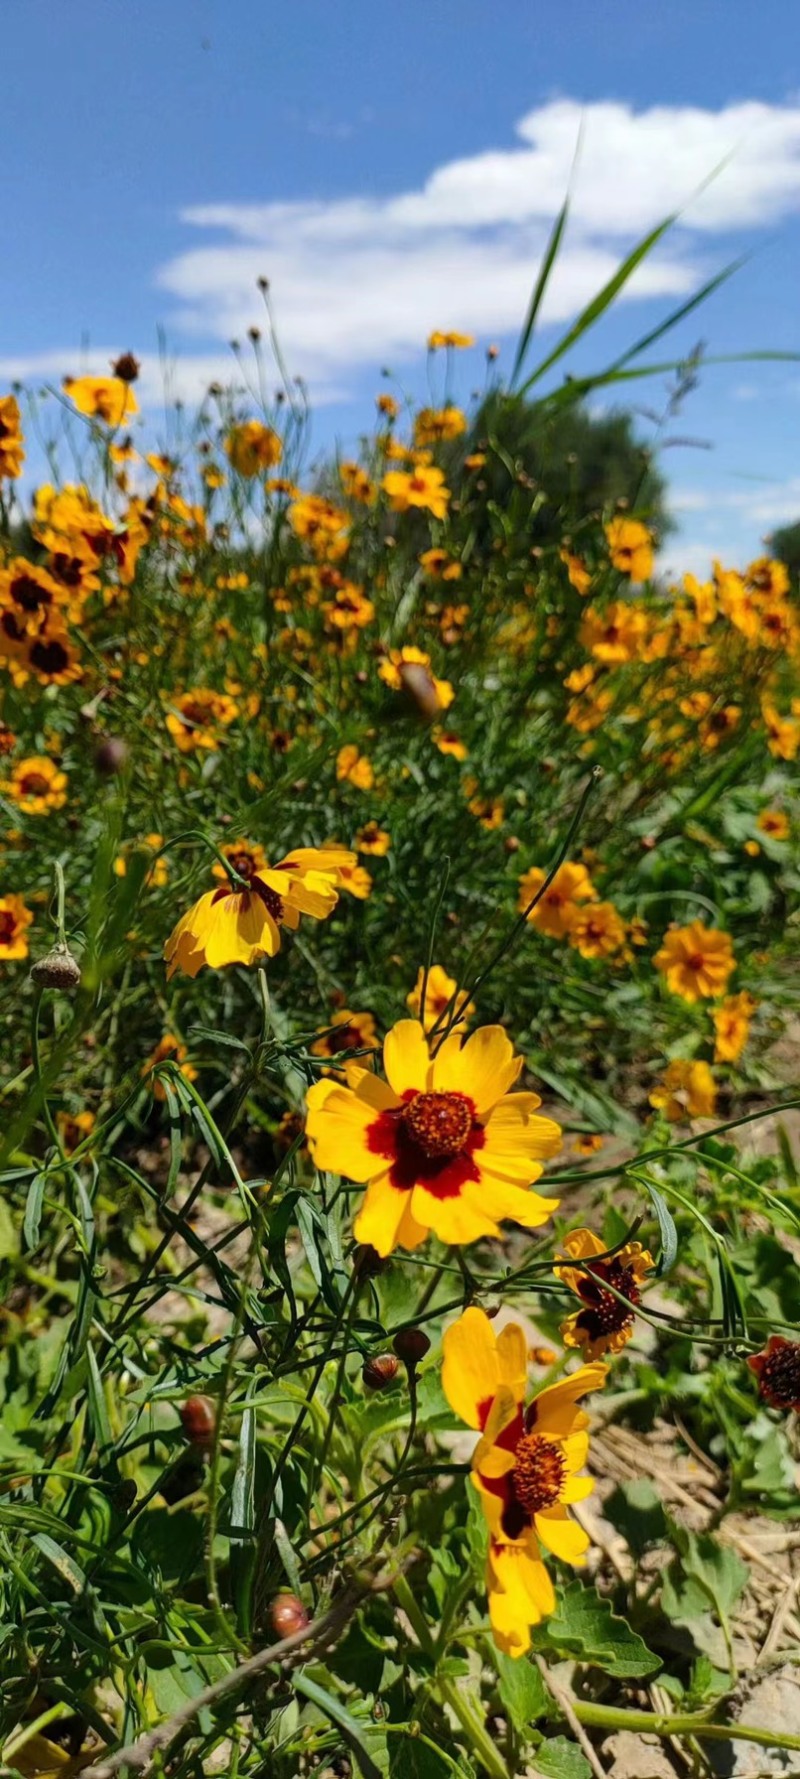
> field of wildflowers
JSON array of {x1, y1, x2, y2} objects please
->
[{"x1": 0, "y1": 229, "x2": 799, "y2": 1779}]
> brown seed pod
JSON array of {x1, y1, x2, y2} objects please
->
[
  {"x1": 393, "y1": 1328, "x2": 431, "y2": 1368},
  {"x1": 112, "y1": 352, "x2": 141, "y2": 382},
  {"x1": 269, "y1": 1592, "x2": 310, "y2": 1639},
  {"x1": 179, "y1": 1395, "x2": 216, "y2": 1448},
  {"x1": 362, "y1": 1353, "x2": 400, "y2": 1392},
  {"x1": 30, "y1": 946, "x2": 81, "y2": 992}
]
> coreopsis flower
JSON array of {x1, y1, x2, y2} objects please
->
[
  {"x1": 381, "y1": 465, "x2": 450, "y2": 520},
  {"x1": 556, "y1": 1228, "x2": 653, "y2": 1361},
  {"x1": 468, "y1": 791, "x2": 504, "y2": 831},
  {"x1": 748, "y1": 1337, "x2": 800, "y2": 1412},
  {"x1": 433, "y1": 728, "x2": 468, "y2": 760},
  {"x1": 654, "y1": 920, "x2": 735, "y2": 1003},
  {"x1": 413, "y1": 406, "x2": 467, "y2": 446},
  {"x1": 378, "y1": 647, "x2": 454, "y2": 714},
  {"x1": 323, "y1": 585, "x2": 375, "y2": 630},
  {"x1": 427, "y1": 330, "x2": 475, "y2": 349},
  {"x1": 0, "y1": 894, "x2": 34, "y2": 960},
  {"x1": 757, "y1": 809, "x2": 789, "y2": 842},
  {"x1": 579, "y1": 601, "x2": 648, "y2": 664},
  {"x1": 142, "y1": 1034, "x2": 198, "y2": 1100},
  {"x1": 568, "y1": 902, "x2": 626, "y2": 960},
  {"x1": 164, "y1": 845, "x2": 354, "y2": 979},
  {"x1": 517, "y1": 861, "x2": 597, "y2": 940},
  {"x1": 304, "y1": 1019, "x2": 561, "y2": 1254},
  {"x1": 713, "y1": 991, "x2": 757, "y2": 1064},
  {"x1": 649, "y1": 1059, "x2": 717, "y2": 1121},
  {"x1": 334, "y1": 858, "x2": 373, "y2": 899},
  {"x1": 224, "y1": 420, "x2": 282, "y2": 476},
  {"x1": 3, "y1": 756, "x2": 68, "y2": 815},
  {"x1": 336, "y1": 744, "x2": 374, "y2": 791},
  {"x1": 419, "y1": 548, "x2": 462, "y2": 581},
  {"x1": 56, "y1": 1109, "x2": 96, "y2": 1153},
  {"x1": 746, "y1": 557, "x2": 789, "y2": 599},
  {"x1": 0, "y1": 394, "x2": 25, "y2": 480},
  {"x1": 356, "y1": 821, "x2": 390, "y2": 856},
  {"x1": 406, "y1": 964, "x2": 475, "y2": 1034},
  {"x1": 63, "y1": 375, "x2": 138, "y2": 425},
  {"x1": 605, "y1": 517, "x2": 654, "y2": 582},
  {"x1": 311, "y1": 1009, "x2": 379, "y2": 1068},
  {"x1": 288, "y1": 494, "x2": 350, "y2": 560},
  {"x1": 21, "y1": 628, "x2": 83, "y2": 687},
  {"x1": 0, "y1": 559, "x2": 73, "y2": 634},
  {"x1": 376, "y1": 392, "x2": 400, "y2": 418},
  {"x1": 762, "y1": 702, "x2": 800, "y2": 762},
  {"x1": 572, "y1": 1133, "x2": 604, "y2": 1156},
  {"x1": 442, "y1": 1306, "x2": 607, "y2": 1657},
  {"x1": 165, "y1": 690, "x2": 239, "y2": 753},
  {"x1": 559, "y1": 548, "x2": 591, "y2": 596},
  {"x1": 339, "y1": 461, "x2": 375, "y2": 504}
]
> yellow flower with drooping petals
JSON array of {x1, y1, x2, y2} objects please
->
[
  {"x1": 0, "y1": 394, "x2": 25, "y2": 480},
  {"x1": 556, "y1": 1228, "x2": 653, "y2": 1361},
  {"x1": 650, "y1": 1059, "x2": 717, "y2": 1121},
  {"x1": 304, "y1": 1021, "x2": 561, "y2": 1256},
  {"x1": 164, "y1": 846, "x2": 354, "y2": 979},
  {"x1": 654, "y1": 921, "x2": 735, "y2": 1003},
  {"x1": 442, "y1": 1306, "x2": 606, "y2": 1657}
]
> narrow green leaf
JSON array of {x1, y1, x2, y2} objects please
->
[
  {"x1": 294, "y1": 1672, "x2": 383, "y2": 1779},
  {"x1": 511, "y1": 198, "x2": 570, "y2": 388},
  {"x1": 23, "y1": 1171, "x2": 46, "y2": 1251}
]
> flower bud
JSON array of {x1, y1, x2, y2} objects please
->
[
  {"x1": 112, "y1": 352, "x2": 140, "y2": 382},
  {"x1": 362, "y1": 1353, "x2": 399, "y2": 1392},
  {"x1": 179, "y1": 1395, "x2": 216, "y2": 1448},
  {"x1": 94, "y1": 736, "x2": 129, "y2": 777},
  {"x1": 393, "y1": 1327, "x2": 431, "y2": 1368},
  {"x1": 30, "y1": 945, "x2": 81, "y2": 992},
  {"x1": 269, "y1": 1592, "x2": 309, "y2": 1638}
]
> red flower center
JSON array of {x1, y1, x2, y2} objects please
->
[
  {"x1": 0, "y1": 912, "x2": 17, "y2": 943},
  {"x1": 757, "y1": 1341, "x2": 800, "y2": 1411},
  {"x1": 512, "y1": 1433, "x2": 566, "y2": 1513},
  {"x1": 29, "y1": 638, "x2": 69, "y2": 675},
  {"x1": 687, "y1": 952, "x2": 705, "y2": 972},
  {"x1": 576, "y1": 1259, "x2": 640, "y2": 1341},
  {"x1": 21, "y1": 772, "x2": 51, "y2": 796},
  {"x1": 229, "y1": 850, "x2": 257, "y2": 880},
  {"x1": 11, "y1": 575, "x2": 52, "y2": 613},
  {"x1": 403, "y1": 1091, "x2": 473, "y2": 1160}
]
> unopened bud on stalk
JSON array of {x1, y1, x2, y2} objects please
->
[
  {"x1": 269, "y1": 1593, "x2": 309, "y2": 1638},
  {"x1": 362, "y1": 1353, "x2": 399, "y2": 1392},
  {"x1": 94, "y1": 736, "x2": 129, "y2": 776},
  {"x1": 179, "y1": 1395, "x2": 216, "y2": 1448},
  {"x1": 30, "y1": 945, "x2": 81, "y2": 992},
  {"x1": 393, "y1": 1328, "x2": 431, "y2": 1369}
]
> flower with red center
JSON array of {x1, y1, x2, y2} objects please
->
[
  {"x1": 604, "y1": 518, "x2": 654, "y2": 582},
  {"x1": 0, "y1": 394, "x2": 24, "y2": 481},
  {"x1": 748, "y1": 1337, "x2": 800, "y2": 1412},
  {"x1": 142, "y1": 1034, "x2": 198, "y2": 1101},
  {"x1": 224, "y1": 420, "x2": 282, "y2": 476},
  {"x1": 304, "y1": 1019, "x2": 561, "y2": 1255},
  {"x1": 442, "y1": 1306, "x2": 607, "y2": 1657},
  {"x1": 517, "y1": 861, "x2": 597, "y2": 940},
  {"x1": 164, "y1": 845, "x2": 355, "y2": 979},
  {"x1": 23, "y1": 628, "x2": 82, "y2": 687},
  {"x1": 0, "y1": 894, "x2": 34, "y2": 961},
  {"x1": 406, "y1": 964, "x2": 475, "y2": 1035},
  {"x1": 63, "y1": 375, "x2": 138, "y2": 425},
  {"x1": 556, "y1": 1228, "x2": 653, "y2": 1360},
  {"x1": 3, "y1": 756, "x2": 68, "y2": 815},
  {"x1": 311, "y1": 1009, "x2": 379, "y2": 1071},
  {"x1": 568, "y1": 901, "x2": 627, "y2": 960},
  {"x1": 649, "y1": 1059, "x2": 717, "y2": 1121},
  {"x1": 653, "y1": 920, "x2": 735, "y2": 1003},
  {"x1": 381, "y1": 466, "x2": 450, "y2": 520}
]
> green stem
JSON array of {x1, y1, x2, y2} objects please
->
[
  {"x1": 573, "y1": 1700, "x2": 800, "y2": 1755},
  {"x1": 393, "y1": 1577, "x2": 508, "y2": 1779}
]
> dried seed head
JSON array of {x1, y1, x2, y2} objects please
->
[
  {"x1": 112, "y1": 352, "x2": 141, "y2": 383},
  {"x1": 30, "y1": 945, "x2": 81, "y2": 991},
  {"x1": 362, "y1": 1353, "x2": 400, "y2": 1392}
]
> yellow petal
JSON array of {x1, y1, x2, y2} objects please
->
[
  {"x1": 353, "y1": 1174, "x2": 415, "y2": 1257},
  {"x1": 410, "y1": 1181, "x2": 499, "y2": 1246},
  {"x1": 560, "y1": 1474, "x2": 594, "y2": 1504},
  {"x1": 304, "y1": 1083, "x2": 380, "y2": 1180},
  {"x1": 531, "y1": 1363, "x2": 608, "y2": 1437},
  {"x1": 432, "y1": 1025, "x2": 522, "y2": 1114},
  {"x1": 383, "y1": 1019, "x2": 431, "y2": 1096},
  {"x1": 495, "y1": 1320, "x2": 529, "y2": 1395},
  {"x1": 476, "y1": 1170, "x2": 560, "y2": 1228},
  {"x1": 534, "y1": 1506, "x2": 590, "y2": 1563},
  {"x1": 484, "y1": 1097, "x2": 562, "y2": 1160},
  {"x1": 442, "y1": 1305, "x2": 500, "y2": 1429},
  {"x1": 561, "y1": 1226, "x2": 607, "y2": 1263}
]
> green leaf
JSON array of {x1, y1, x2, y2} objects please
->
[
  {"x1": 0, "y1": 1193, "x2": 20, "y2": 1258},
  {"x1": 640, "y1": 1179, "x2": 678, "y2": 1274},
  {"x1": 542, "y1": 1582, "x2": 660, "y2": 1678},
  {"x1": 132, "y1": 1509, "x2": 204, "y2": 1585},
  {"x1": 23, "y1": 1172, "x2": 46, "y2": 1251},
  {"x1": 231, "y1": 1405, "x2": 257, "y2": 1635},
  {"x1": 511, "y1": 199, "x2": 570, "y2": 388},
  {"x1": 493, "y1": 1650, "x2": 548, "y2": 1732},
  {"x1": 533, "y1": 1738, "x2": 592, "y2": 1779},
  {"x1": 294, "y1": 1672, "x2": 384, "y2": 1779},
  {"x1": 663, "y1": 1531, "x2": 748, "y2": 1626},
  {"x1": 604, "y1": 1480, "x2": 667, "y2": 1560}
]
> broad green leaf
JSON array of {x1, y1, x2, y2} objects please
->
[
  {"x1": 493, "y1": 1650, "x2": 548, "y2": 1732},
  {"x1": 542, "y1": 1582, "x2": 660, "y2": 1678},
  {"x1": 533, "y1": 1738, "x2": 592, "y2": 1779}
]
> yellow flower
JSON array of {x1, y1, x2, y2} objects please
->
[
  {"x1": 304, "y1": 1020, "x2": 561, "y2": 1256},
  {"x1": 288, "y1": 493, "x2": 350, "y2": 559},
  {"x1": 762, "y1": 703, "x2": 799, "y2": 762},
  {"x1": 427, "y1": 330, "x2": 475, "y2": 349},
  {"x1": 0, "y1": 894, "x2": 34, "y2": 959},
  {"x1": 605, "y1": 517, "x2": 654, "y2": 582},
  {"x1": 419, "y1": 548, "x2": 463, "y2": 581},
  {"x1": 0, "y1": 559, "x2": 75, "y2": 633},
  {"x1": 0, "y1": 394, "x2": 25, "y2": 480},
  {"x1": 376, "y1": 392, "x2": 400, "y2": 418},
  {"x1": 560, "y1": 549, "x2": 592, "y2": 596},
  {"x1": 323, "y1": 584, "x2": 375, "y2": 630},
  {"x1": 468, "y1": 791, "x2": 504, "y2": 830},
  {"x1": 579, "y1": 600, "x2": 648, "y2": 664},
  {"x1": 433, "y1": 728, "x2": 468, "y2": 760},
  {"x1": 334, "y1": 858, "x2": 373, "y2": 899},
  {"x1": 556, "y1": 1228, "x2": 653, "y2": 1361},
  {"x1": 164, "y1": 845, "x2": 354, "y2": 979},
  {"x1": 757, "y1": 809, "x2": 789, "y2": 842},
  {"x1": 654, "y1": 920, "x2": 735, "y2": 1003},
  {"x1": 336, "y1": 744, "x2": 374, "y2": 791},
  {"x1": 165, "y1": 689, "x2": 239, "y2": 753},
  {"x1": 56, "y1": 1109, "x2": 95, "y2": 1153},
  {"x1": 650, "y1": 1059, "x2": 717, "y2": 1121},
  {"x1": 3, "y1": 756, "x2": 68, "y2": 815},
  {"x1": 713, "y1": 991, "x2": 757, "y2": 1064},
  {"x1": 142, "y1": 1034, "x2": 198, "y2": 1101},
  {"x1": 378, "y1": 647, "x2": 454, "y2": 714},
  {"x1": 311, "y1": 1009, "x2": 379, "y2": 1068},
  {"x1": 406, "y1": 964, "x2": 475, "y2": 1034},
  {"x1": 517, "y1": 862, "x2": 597, "y2": 939},
  {"x1": 382, "y1": 466, "x2": 450, "y2": 520},
  {"x1": 339, "y1": 461, "x2": 375, "y2": 504},
  {"x1": 442, "y1": 1306, "x2": 606, "y2": 1657},
  {"x1": 356, "y1": 821, "x2": 390, "y2": 856},
  {"x1": 225, "y1": 419, "x2": 282, "y2": 476},
  {"x1": 413, "y1": 406, "x2": 467, "y2": 446},
  {"x1": 572, "y1": 1133, "x2": 604, "y2": 1156},
  {"x1": 63, "y1": 376, "x2": 138, "y2": 425},
  {"x1": 568, "y1": 902, "x2": 626, "y2": 960}
]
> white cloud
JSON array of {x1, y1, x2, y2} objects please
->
[
  {"x1": 671, "y1": 476, "x2": 800, "y2": 527},
  {"x1": 155, "y1": 97, "x2": 800, "y2": 391}
]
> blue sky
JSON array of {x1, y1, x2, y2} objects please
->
[{"x1": 4, "y1": 0, "x2": 800, "y2": 571}]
